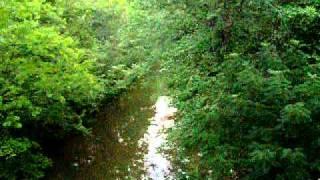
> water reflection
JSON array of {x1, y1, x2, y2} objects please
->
[
  {"x1": 142, "y1": 96, "x2": 177, "y2": 180},
  {"x1": 50, "y1": 72, "x2": 176, "y2": 180}
]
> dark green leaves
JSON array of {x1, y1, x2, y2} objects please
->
[{"x1": 160, "y1": 0, "x2": 320, "y2": 179}]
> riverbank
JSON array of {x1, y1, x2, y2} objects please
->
[{"x1": 49, "y1": 67, "x2": 177, "y2": 179}]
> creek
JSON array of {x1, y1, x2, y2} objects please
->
[{"x1": 50, "y1": 69, "x2": 177, "y2": 180}]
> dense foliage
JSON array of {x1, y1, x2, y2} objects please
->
[
  {"x1": 0, "y1": 0, "x2": 147, "y2": 179},
  {"x1": 152, "y1": 0, "x2": 320, "y2": 179},
  {"x1": 2, "y1": 0, "x2": 320, "y2": 179}
]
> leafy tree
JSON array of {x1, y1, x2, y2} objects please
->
[
  {"x1": 146, "y1": 0, "x2": 320, "y2": 179},
  {"x1": 0, "y1": 0, "x2": 147, "y2": 178}
]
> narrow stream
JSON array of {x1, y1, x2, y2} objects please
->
[{"x1": 50, "y1": 69, "x2": 176, "y2": 179}]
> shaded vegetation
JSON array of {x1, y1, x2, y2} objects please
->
[
  {"x1": 1, "y1": 0, "x2": 320, "y2": 179},
  {"x1": 152, "y1": 0, "x2": 320, "y2": 179}
]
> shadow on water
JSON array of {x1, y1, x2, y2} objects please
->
[{"x1": 50, "y1": 66, "x2": 173, "y2": 179}]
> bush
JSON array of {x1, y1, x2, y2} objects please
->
[{"x1": 157, "y1": 0, "x2": 320, "y2": 179}]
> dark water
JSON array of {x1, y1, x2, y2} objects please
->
[{"x1": 50, "y1": 70, "x2": 174, "y2": 179}]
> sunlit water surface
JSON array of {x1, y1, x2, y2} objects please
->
[{"x1": 50, "y1": 70, "x2": 176, "y2": 179}]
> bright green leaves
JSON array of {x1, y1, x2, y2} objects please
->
[
  {"x1": 24, "y1": 27, "x2": 73, "y2": 60},
  {"x1": 0, "y1": 0, "x2": 111, "y2": 179},
  {"x1": 0, "y1": 2, "x2": 9, "y2": 29},
  {"x1": 280, "y1": 102, "x2": 311, "y2": 125},
  {"x1": 282, "y1": 5, "x2": 319, "y2": 28},
  {"x1": 4, "y1": 0, "x2": 43, "y2": 21},
  {"x1": 0, "y1": 0, "x2": 105, "y2": 130},
  {"x1": 0, "y1": 96, "x2": 33, "y2": 129},
  {"x1": 0, "y1": 0, "x2": 149, "y2": 178},
  {"x1": 2, "y1": 115, "x2": 22, "y2": 129},
  {"x1": 0, "y1": 138, "x2": 32, "y2": 159}
]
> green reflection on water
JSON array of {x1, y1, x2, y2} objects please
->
[{"x1": 51, "y1": 69, "x2": 169, "y2": 180}]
